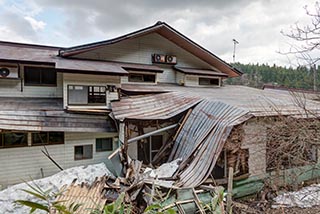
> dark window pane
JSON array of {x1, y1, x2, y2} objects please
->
[
  {"x1": 3, "y1": 133, "x2": 28, "y2": 147},
  {"x1": 32, "y1": 132, "x2": 48, "y2": 145},
  {"x1": 199, "y1": 77, "x2": 219, "y2": 86},
  {"x1": 128, "y1": 74, "x2": 143, "y2": 82},
  {"x1": 42, "y1": 68, "x2": 56, "y2": 84},
  {"x1": 75, "y1": 146, "x2": 83, "y2": 160},
  {"x1": 0, "y1": 133, "x2": 3, "y2": 147},
  {"x1": 143, "y1": 74, "x2": 156, "y2": 82},
  {"x1": 24, "y1": 67, "x2": 56, "y2": 86},
  {"x1": 74, "y1": 145, "x2": 93, "y2": 160},
  {"x1": 49, "y1": 132, "x2": 64, "y2": 144},
  {"x1": 25, "y1": 67, "x2": 41, "y2": 84},
  {"x1": 96, "y1": 138, "x2": 113, "y2": 152},
  {"x1": 151, "y1": 135, "x2": 163, "y2": 150},
  {"x1": 128, "y1": 73, "x2": 156, "y2": 83}
]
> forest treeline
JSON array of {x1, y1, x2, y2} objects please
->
[{"x1": 226, "y1": 63, "x2": 319, "y2": 90}]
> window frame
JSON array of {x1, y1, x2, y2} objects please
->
[
  {"x1": 96, "y1": 137, "x2": 113, "y2": 152},
  {"x1": 67, "y1": 85, "x2": 107, "y2": 106},
  {"x1": 128, "y1": 73, "x2": 156, "y2": 83},
  {"x1": 31, "y1": 132, "x2": 64, "y2": 146},
  {"x1": 74, "y1": 144, "x2": 93, "y2": 160},
  {"x1": 198, "y1": 77, "x2": 220, "y2": 86},
  {"x1": 24, "y1": 66, "x2": 57, "y2": 87},
  {"x1": 0, "y1": 131, "x2": 28, "y2": 148}
]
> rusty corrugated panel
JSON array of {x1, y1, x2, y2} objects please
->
[
  {"x1": 56, "y1": 178, "x2": 107, "y2": 214},
  {"x1": 111, "y1": 92, "x2": 203, "y2": 120},
  {"x1": 169, "y1": 100, "x2": 251, "y2": 187},
  {"x1": 0, "y1": 97, "x2": 116, "y2": 132},
  {"x1": 174, "y1": 66, "x2": 228, "y2": 77}
]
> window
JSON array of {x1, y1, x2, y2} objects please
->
[
  {"x1": 68, "y1": 85, "x2": 106, "y2": 105},
  {"x1": 199, "y1": 77, "x2": 220, "y2": 86},
  {"x1": 74, "y1": 145, "x2": 93, "y2": 160},
  {"x1": 0, "y1": 132, "x2": 28, "y2": 148},
  {"x1": 32, "y1": 132, "x2": 64, "y2": 146},
  {"x1": 138, "y1": 135, "x2": 164, "y2": 164},
  {"x1": 88, "y1": 86, "x2": 106, "y2": 104},
  {"x1": 96, "y1": 138, "x2": 113, "y2": 152},
  {"x1": 24, "y1": 66, "x2": 57, "y2": 86},
  {"x1": 128, "y1": 73, "x2": 156, "y2": 83}
]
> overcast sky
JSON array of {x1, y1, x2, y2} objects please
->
[{"x1": 0, "y1": 0, "x2": 317, "y2": 66}]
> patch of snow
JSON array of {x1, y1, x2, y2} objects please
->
[
  {"x1": 273, "y1": 184, "x2": 320, "y2": 208},
  {"x1": 0, "y1": 163, "x2": 114, "y2": 214},
  {"x1": 144, "y1": 158, "x2": 181, "y2": 179}
]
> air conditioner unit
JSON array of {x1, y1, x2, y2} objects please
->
[
  {"x1": 166, "y1": 55, "x2": 177, "y2": 64},
  {"x1": 0, "y1": 66, "x2": 19, "y2": 78},
  {"x1": 152, "y1": 54, "x2": 166, "y2": 63}
]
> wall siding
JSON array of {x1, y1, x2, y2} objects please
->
[
  {"x1": 76, "y1": 33, "x2": 217, "y2": 84},
  {"x1": 0, "y1": 65, "x2": 63, "y2": 98},
  {"x1": 0, "y1": 132, "x2": 118, "y2": 188},
  {"x1": 63, "y1": 73, "x2": 120, "y2": 108}
]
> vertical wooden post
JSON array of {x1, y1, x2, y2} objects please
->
[{"x1": 227, "y1": 167, "x2": 234, "y2": 214}]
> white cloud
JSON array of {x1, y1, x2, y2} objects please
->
[{"x1": 24, "y1": 16, "x2": 46, "y2": 31}]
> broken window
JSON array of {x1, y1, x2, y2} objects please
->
[
  {"x1": 96, "y1": 137, "x2": 113, "y2": 152},
  {"x1": 74, "y1": 145, "x2": 93, "y2": 160},
  {"x1": 128, "y1": 73, "x2": 156, "y2": 83},
  {"x1": 0, "y1": 132, "x2": 28, "y2": 148},
  {"x1": 24, "y1": 66, "x2": 57, "y2": 86},
  {"x1": 138, "y1": 135, "x2": 164, "y2": 164},
  {"x1": 32, "y1": 132, "x2": 64, "y2": 146},
  {"x1": 199, "y1": 77, "x2": 220, "y2": 86}
]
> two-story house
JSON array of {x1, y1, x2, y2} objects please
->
[{"x1": 0, "y1": 21, "x2": 240, "y2": 187}]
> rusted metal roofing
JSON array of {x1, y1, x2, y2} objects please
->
[
  {"x1": 168, "y1": 100, "x2": 251, "y2": 187},
  {"x1": 111, "y1": 92, "x2": 203, "y2": 120},
  {"x1": 0, "y1": 97, "x2": 116, "y2": 132},
  {"x1": 120, "y1": 62, "x2": 163, "y2": 72},
  {"x1": 120, "y1": 84, "x2": 320, "y2": 117},
  {"x1": 174, "y1": 66, "x2": 228, "y2": 77},
  {"x1": 56, "y1": 177, "x2": 107, "y2": 214},
  {"x1": 58, "y1": 21, "x2": 241, "y2": 77}
]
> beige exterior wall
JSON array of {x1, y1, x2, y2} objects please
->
[
  {"x1": 62, "y1": 73, "x2": 120, "y2": 109},
  {"x1": 0, "y1": 64, "x2": 63, "y2": 98},
  {"x1": 75, "y1": 33, "x2": 218, "y2": 84},
  {"x1": 241, "y1": 119, "x2": 267, "y2": 178},
  {"x1": 0, "y1": 132, "x2": 118, "y2": 188}
]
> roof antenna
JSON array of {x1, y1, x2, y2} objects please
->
[{"x1": 232, "y1": 39, "x2": 239, "y2": 63}]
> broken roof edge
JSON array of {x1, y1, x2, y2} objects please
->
[{"x1": 58, "y1": 21, "x2": 242, "y2": 77}]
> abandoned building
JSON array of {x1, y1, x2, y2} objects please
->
[{"x1": 0, "y1": 21, "x2": 320, "y2": 202}]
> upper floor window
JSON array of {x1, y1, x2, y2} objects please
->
[
  {"x1": 128, "y1": 73, "x2": 156, "y2": 83},
  {"x1": 32, "y1": 132, "x2": 64, "y2": 146},
  {"x1": 0, "y1": 132, "x2": 28, "y2": 148},
  {"x1": 199, "y1": 77, "x2": 220, "y2": 86},
  {"x1": 24, "y1": 66, "x2": 57, "y2": 86},
  {"x1": 68, "y1": 85, "x2": 106, "y2": 105}
]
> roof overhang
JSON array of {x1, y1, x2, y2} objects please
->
[{"x1": 174, "y1": 66, "x2": 229, "y2": 77}]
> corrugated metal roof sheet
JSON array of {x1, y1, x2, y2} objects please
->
[
  {"x1": 120, "y1": 84, "x2": 320, "y2": 117},
  {"x1": 169, "y1": 100, "x2": 251, "y2": 187},
  {"x1": 56, "y1": 177, "x2": 107, "y2": 214},
  {"x1": 111, "y1": 92, "x2": 203, "y2": 120},
  {"x1": 174, "y1": 66, "x2": 228, "y2": 77},
  {"x1": 0, "y1": 97, "x2": 116, "y2": 132}
]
